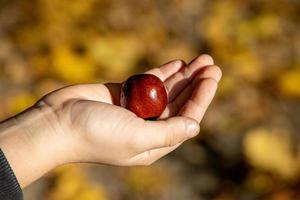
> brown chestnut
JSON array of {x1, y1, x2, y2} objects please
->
[{"x1": 120, "y1": 74, "x2": 168, "y2": 119}]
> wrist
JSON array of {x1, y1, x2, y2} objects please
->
[{"x1": 0, "y1": 105, "x2": 71, "y2": 188}]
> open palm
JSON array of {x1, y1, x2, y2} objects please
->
[{"x1": 39, "y1": 54, "x2": 222, "y2": 166}]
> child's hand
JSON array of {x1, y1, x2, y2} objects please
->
[{"x1": 0, "y1": 54, "x2": 221, "y2": 187}]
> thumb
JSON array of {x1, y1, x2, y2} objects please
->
[{"x1": 135, "y1": 117, "x2": 200, "y2": 151}]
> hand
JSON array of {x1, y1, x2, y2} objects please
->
[{"x1": 0, "y1": 54, "x2": 221, "y2": 187}]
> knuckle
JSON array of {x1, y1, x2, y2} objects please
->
[
  {"x1": 206, "y1": 65, "x2": 222, "y2": 81},
  {"x1": 194, "y1": 77, "x2": 218, "y2": 89},
  {"x1": 213, "y1": 65, "x2": 222, "y2": 78},
  {"x1": 164, "y1": 129, "x2": 172, "y2": 147},
  {"x1": 205, "y1": 77, "x2": 219, "y2": 88},
  {"x1": 164, "y1": 118, "x2": 186, "y2": 146},
  {"x1": 173, "y1": 71, "x2": 184, "y2": 80},
  {"x1": 164, "y1": 129, "x2": 177, "y2": 147},
  {"x1": 194, "y1": 65, "x2": 222, "y2": 83},
  {"x1": 173, "y1": 67, "x2": 192, "y2": 81},
  {"x1": 182, "y1": 67, "x2": 192, "y2": 79}
]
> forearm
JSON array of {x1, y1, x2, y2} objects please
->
[{"x1": 0, "y1": 106, "x2": 68, "y2": 188}]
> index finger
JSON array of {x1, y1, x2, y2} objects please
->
[{"x1": 145, "y1": 60, "x2": 185, "y2": 81}]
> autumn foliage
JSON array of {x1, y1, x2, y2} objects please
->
[{"x1": 0, "y1": 0, "x2": 300, "y2": 199}]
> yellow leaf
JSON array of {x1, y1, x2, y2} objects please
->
[
  {"x1": 244, "y1": 128, "x2": 298, "y2": 179},
  {"x1": 278, "y1": 69, "x2": 300, "y2": 98},
  {"x1": 89, "y1": 34, "x2": 144, "y2": 80},
  {"x1": 230, "y1": 51, "x2": 263, "y2": 82},
  {"x1": 8, "y1": 93, "x2": 36, "y2": 114},
  {"x1": 47, "y1": 165, "x2": 108, "y2": 200},
  {"x1": 52, "y1": 46, "x2": 96, "y2": 83},
  {"x1": 123, "y1": 165, "x2": 170, "y2": 195}
]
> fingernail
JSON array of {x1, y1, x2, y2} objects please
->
[{"x1": 187, "y1": 121, "x2": 199, "y2": 137}]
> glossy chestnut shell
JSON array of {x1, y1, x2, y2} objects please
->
[{"x1": 120, "y1": 74, "x2": 168, "y2": 119}]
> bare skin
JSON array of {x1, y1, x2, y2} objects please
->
[{"x1": 0, "y1": 54, "x2": 222, "y2": 188}]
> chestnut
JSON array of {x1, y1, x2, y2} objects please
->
[{"x1": 120, "y1": 74, "x2": 168, "y2": 119}]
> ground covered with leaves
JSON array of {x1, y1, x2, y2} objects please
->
[{"x1": 0, "y1": 0, "x2": 300, "y2": 199}]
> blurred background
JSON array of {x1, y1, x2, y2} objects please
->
[{"x1": 0, "y1": 0, "x2": 300, "y2": 199}]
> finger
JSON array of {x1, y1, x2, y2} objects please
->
[
  {"x1": 145, "y1": 60, "x2": 186, "y2": 81},
  {"x1": 160, "y1": 65, "x2": 222, "y2": 118},
  {"x1": 133, "y1": 117, "x2": 199, "y2": 152},
  {"x1": 178, "y1": 78, "x2": 219, "y2": 123},
  {"x1": 130, "y1": 143, "x2": 181, "y2": 166},
  {"x1": 165, "y1": 54, "x2": 214, "y2": 102},
  {"x1": 41, "y1": 83, "x2": 115, "y2": 106}
]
